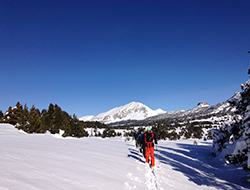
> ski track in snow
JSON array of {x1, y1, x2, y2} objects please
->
[
  {"x1": 126, "y1": 141, "x2": 164, "y2": 190},
  {"x1": 126, "y1": 139, "x2": 250, "y2": 190}
]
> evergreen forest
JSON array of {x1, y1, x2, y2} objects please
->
[{"x1": 0, "y1": 102, "x2": 90, "y2": 138}]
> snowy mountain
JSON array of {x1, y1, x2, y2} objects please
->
[
  {"x1": 79, "y1": 102, "x2": 166, "y2": 124},
  {"x1": 80, "y1": 92, "x2": 239, "y2": 126},
  {"x1": 108, "y1": 94, "x2": 239, "y2": 126},
  {"x1": 79, "y1": 115, "x2": 94, "y2": 121},
  {"x1": 148, "y1": 96, "x2": 238, "y2": 122}
]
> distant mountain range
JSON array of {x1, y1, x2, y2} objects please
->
[{"x1": 80, "y1": 92, "x2": 240, "y2": 126}]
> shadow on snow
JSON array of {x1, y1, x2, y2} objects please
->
[
  {"x1": 157, "y1": 143, "x2": 250, "y2": 190},
  {"x1": 127, "y1": 143, "x2": 145, "y2": 163}
]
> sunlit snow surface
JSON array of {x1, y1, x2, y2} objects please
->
[{"x1": 0, "y1": 124, "x2": 249, "y2": 190}]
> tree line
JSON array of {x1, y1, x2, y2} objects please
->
[
  {"x1": 0, "y1": 102, "x2": 129, "y2": 138},
  {"x1": 0, "y1": 102, "x2": 90, "y2": 138}
]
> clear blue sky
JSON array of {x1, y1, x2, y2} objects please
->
[{"x1": 1, "y1": 0, "x2": 250, "y2": 117}]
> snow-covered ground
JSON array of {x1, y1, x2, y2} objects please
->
[{"x1": 0, "y1": 124, "x2": 249, "y2": 190}]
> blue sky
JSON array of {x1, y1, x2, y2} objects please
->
[{"x1": 1, "y1": 0, "x2": 250, "y2": 117}]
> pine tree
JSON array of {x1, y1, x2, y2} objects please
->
[
  {"x1": 3, "y1": 102, "x2": 24, "y2": 125},
  {"x1": 4, "y1": 106, "x2": 15, "y2": 125},
  {"x1": 61, "y1": 111, "x2": 71, "y2": 131},
  {"x1": 0, "y1": 110, "x2": 3, "y2": 122},
  {"x1": 54, "y1": 104, "x2": 63, "y2": 133},
  {"x1": 28, "y1": 105, "x2": 41, "y2": 133},
  {"x1": 17, "y1": 104, "x2": 29, "y2": 131},
  {"x1": 47, "y1": 103, "x2": 55, "y2": 127},
  {"x1": 13, "y1": 102, "x2": 23, "y2": 125},
  {"x1": 63, "y1": 114, "x2": 88, "y2": 138},
  {"x1": 210, "y1": 80, "x2": 250, "y2": 171},
  {"x1": 39, "y1": 109, "x2": 50, "y2": 133}
]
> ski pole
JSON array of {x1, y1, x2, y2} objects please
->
[{"x1": 156, "y1": 144, "x2": 160, "y2": 167}]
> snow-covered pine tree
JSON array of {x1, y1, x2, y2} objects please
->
[
  {"x1": 210, "y1": 79, "x2": 250, "y2": 171},
  {"x1": 3, "y1": 102, "x2": 24, "y2": 125},
  {"x1": 4, "y1": 106, "x2": 15, "y2": 125}
]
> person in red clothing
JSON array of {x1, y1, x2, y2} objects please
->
[{"x1": 144, "y1": 127, "x2": 157, "y2": 167}]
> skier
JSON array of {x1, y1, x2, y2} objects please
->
[
  {"x1": 134, "y1": 131, "x2": 139, "y2": 147},
  {"x1": 137, "y1": 130, "x2": 143, "y2": 145},
  {"x1": 137, "y1": 130, "x2": 145, "y2": 157},
  {"x1": 144, "y1": 127, "x2": 157, "y2": 167},
  {"x1": 51, "y1": 125, "x2": 55, "y2": 134}
]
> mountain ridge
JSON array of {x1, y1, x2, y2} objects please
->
[
  {"x1": 79, "y1": 101, "x2": 166, "y2": 124},
  {"x1": 79, "y1": 93, "x2": 239, "y2": 126}
]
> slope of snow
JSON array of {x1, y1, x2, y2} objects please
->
[
  {"x1": 80, "y1": 102, "x2": 166, "y2": 124},
  {"x1": 0, "y1": 124, "x2": 249, "y2": 190},
  {"x1": 79, "y1": 115, "x2": 94, "y2": 121}
]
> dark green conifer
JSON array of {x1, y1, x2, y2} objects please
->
[
  {"x1": 17, "y1": 104, "x2": 29, "y2": 131},
  {"x1": 39, "y1": 109, "x2": 50, "y2": 133},
  {"x1": 47, "y1": 103, "x2": 55, "y2": 127},
  {"x1": 4, "y1": 106, "x2": 15, "y2": 125},
  {"x1": 13, "y1": 102, "x2": 23, "y2": 125},
  {"x1": 63, "y1": 114, "x2": 88, "y2": 138},
  {"x1": 28, "y1": 105, "x2": 41, "y2": 133},
  {"x1": 54, "y1": 104, "x2": 63, "y2": 133},
  {"x1": 0, "y1": 110, "x2": 3, "y2": 122}
]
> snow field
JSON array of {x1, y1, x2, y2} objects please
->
[
  {"x1": 0, "y1": 124, "x2": 249, "y2": 190},
  {"x1": 126, "y1": 140, "x2": 249, "y2": 190}
]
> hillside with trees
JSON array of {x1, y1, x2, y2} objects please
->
[
  {"x1": 210, "y1": 79, "x2": 250, "y2": 172},
  {"x1": 0, "y1": 102, "x2": 89, "y2": 138}
]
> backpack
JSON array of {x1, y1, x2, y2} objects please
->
[
  {"x1": 144, "y1": 132, "x2": 154, "y2": 148},
  {"x1": 145, "y1": 133, "x2": 154, "y2": 142}
]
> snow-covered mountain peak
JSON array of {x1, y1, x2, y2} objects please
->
[
  {"x1": 228, "y1": 92, "x2": 241, "y2": 104},
  {"x1": 79, "y1": 102, "x2": 166, "y2": 124},
  {"x1": 79, "y1": 115, "x2": 94, "y2": 121},
  {"x1": 197, "y1": 102, "x2": 210, "y2": 107}
]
